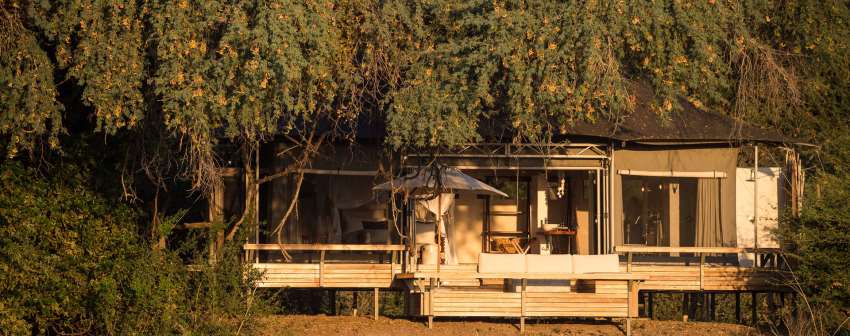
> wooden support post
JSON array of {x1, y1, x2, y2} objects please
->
[
  {"x1": 319, "y1": 250, "x2": 325, "y2": 287},
  {"x1": 735, "y1": 292, "x2": 742, "y2": 324},
  {"x1": 427, "y1": 315, "x2": 433, "y2": 329},
  {"x1": 373, "y1": 288, "x2": 379, "y2": 320},
  {"x1": 710, "y1": 293, "x2": 716, "y2": 321},
  {"x1": 648, "y1": 293, "x2": 655, "y2": 320},
  {"x1": 352, "y1": 291, "x2": 358, "y2": 317},
  {"x1": 699, "y1": 254, "x2": 705, "y2": 290},
  {"x1": 627, "y1": 280, "x2": 636, "y2": 336},
  {"x1": 682, "y1": 293, "x2": 689, "y2": 322},
  {"x1": 331, "y1": 290, "x2": 338, "y2": 315},
  {"x1": 751, "y1": 292, "x2": 758, "y2": 326},
  {"x1": 521, "y1": 278, "x2": 527, "y2": 332}
]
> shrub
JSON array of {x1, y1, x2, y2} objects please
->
[
  {"x1": 0, "y1": 162, "x2": 266, "y2": 335},
  {"x1": 779, "y1": 173, "x2": 850, "y2": 335}
]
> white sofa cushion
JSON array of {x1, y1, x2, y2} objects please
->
[
  {"x1": 478, "y1": 253, "x2": 526, "y2": 273},
  {"x1": 525, "y1": 254, "x2": 572, "y2": 273},
  {"x1": 571, "y1": 254, "x2": 620, "y2": 274}
]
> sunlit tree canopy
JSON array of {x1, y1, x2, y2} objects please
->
[{"x1": 2, "y1": 0, "x2": 849, "y2": 187}]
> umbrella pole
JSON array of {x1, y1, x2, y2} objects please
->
[{"x1": 437, "y1": 194, "x2": 441, "y2": 274}]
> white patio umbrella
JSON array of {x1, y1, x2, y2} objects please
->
[
  {"x1": 374, "y1": 165, "x2": 507, "y2": 268},
  {"x1": 373, "y1": 166, "x2": 508, "y2": 198}
]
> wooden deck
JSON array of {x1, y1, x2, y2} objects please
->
[{"x1": 247, "y1": 245, "x2": 786, "y2": 293}]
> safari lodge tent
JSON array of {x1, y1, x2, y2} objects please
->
[{"x1": 212, "y1": 94, "x2": 802, "y2": 333}]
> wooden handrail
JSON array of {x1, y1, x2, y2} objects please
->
[
  {"x1": 614, "y1": 245, "x2": 781, "y2": 254},
  {"x1": 243, "y1": 243, "x2": 406, "y2": 251},
  {"x1": 396, "y1": 272, "x2": 648, "y2": 281}
]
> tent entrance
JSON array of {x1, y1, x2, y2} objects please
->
[{"x1": 622, "y1": 175, "x2": 724, "y2": 248}]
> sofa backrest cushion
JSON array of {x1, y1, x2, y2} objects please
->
[
  {"x1": 571, "y1": 254, "x2": 620, "y2": 274},
  {"x1": 525, "y1": 254, "x2": 572, "y2": 273},
  {"x1": 478, "y1": 253, "x2": 526, "y2": 273}
]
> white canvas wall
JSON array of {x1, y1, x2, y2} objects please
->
[{"x1": 736, "y1": 167, "x2": 783, "y2": 266}]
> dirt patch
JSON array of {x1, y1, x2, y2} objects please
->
[{"x1": 258, "y1": 314, "x2": 760, "y2": 336}]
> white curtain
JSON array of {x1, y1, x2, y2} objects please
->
[
  {"x1": 316, "y1": 175, "x2": 381, "y2": 243},
  {"x1": 419, "y1": 193, "x2": 457, "y2": 265}
]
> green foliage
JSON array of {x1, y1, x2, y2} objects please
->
[
  {"x1": 5, "y1": 0, "x2": 849, "y2": 177},
  {"x1": 0, "y1": 161, "x2": 266, "y2": 335},
  {"x1": 780, "y1": 173, "x2": 850, "y2": 327}
]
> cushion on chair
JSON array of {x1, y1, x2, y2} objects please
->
[
  {"x1": 571, "y1": 254, "x2": 620, "y2": 274},
  {"x1": 525, "y1": 254, "x2": 573, "y2": 273},
  {"x1": 478, "y1": 253, "x2": 526, "y2": 273}
]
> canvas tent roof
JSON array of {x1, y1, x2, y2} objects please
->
[
  {"x1": 562, "y1": 82, "x2": 792, "y2": 143},
  {"x1": 284, "y1": 82, "x2": 798, "y2": 145}
]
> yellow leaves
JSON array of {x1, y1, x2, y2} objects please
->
[
  {"x1": 631, "y1": 16, "x2": 640, "y2": 25},
  {"x1": 548, "y1": 42, "x2": 557, "y2": 50},
  {"x1": 179, "y1": 0, "x2": 189, "y2": 9},
  {"x1": 259, "y1": 77, "x2": 268, "y2": 89},
  {"x1": 735, "y1": 36, "x2": 745, "y2": 46},
  {"x1": 425, "y1": 68, "x2": 433, "y2": 77},
  {"x1": 663, "y1": 99, "x2": 673, "y2": 112},
  {"x1": 246, "y1": 59, "x2": 259, "y2": 71},
  {"x1": 170, "y1": 72, "x2": 185, "y2": 86},
  {"x1": 673, "y1": 55, "x2": 688, "y2": 65},
  {"x1": 688, "y1": 97, "x2": 704, "y2": 109},
  {"x1": 192, "y1": 88, "x2": 204, "y2": 97}
]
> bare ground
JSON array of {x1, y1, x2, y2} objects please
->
[{"x1": 258, "y1": 314, "x2": 761, "y2": 336}]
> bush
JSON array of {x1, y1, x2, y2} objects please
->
[
  {"x1": 0, "y1": 162, "x2": 266, "y2": 335},
  {"x1": 779, "y1": 173, "x2": 850, "y2": 335}
]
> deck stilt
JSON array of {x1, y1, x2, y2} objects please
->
[
  {"x1": 373, "y1": 288, "x2": 379, "y2": 320},
  {"x1": 352, "y1": 291, "x2": 358, "y2": 317},
  {"x1": 520, "y1": 317, "x2": 525, "y2": 332},
  {"x1": 682, "y1": 293, "x2": 689, "y2": 322},
  {"x1": 735, "y1": 292, "x2": 742, "y2": 323},
  {"x1": 648, "y1": 293, "x2": 655, "y2": 319},
  {"x1": 751, "y1": 292, "x2": 758, "y2": 325},
  {"x1": 427, "y1": 315, "x2": 433, "y2": 329},
  {"x1": 709, "y1": 293, "x2": 716, "y2": 321},
  {"x1": 331, "y1": 290, "x2": 338, "y2": 315},
  {"x1": 625, "y1": 317, "x2": 632, "y2": 336}
]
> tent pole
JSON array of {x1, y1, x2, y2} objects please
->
[{"x1": 753, "y1": 145, "x2": 759, "y2": 265}]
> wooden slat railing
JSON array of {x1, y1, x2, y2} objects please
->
[
  {"x1": 614, "y1": 245, "x2": 784, "y2": 292},
  {"x1": 246, "y1": 244, "x2": 406, "y2": 288},
  {"x1": 614, "y1": 245, "x2": 780, "y2": 254},
  {"x1": 243, "y1": 243, "x2": 406, "y2": 251}
]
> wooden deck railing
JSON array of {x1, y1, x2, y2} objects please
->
[
  {"x1": 243, "y1": 243, "x2": 407, "y2": 251},
  {"x1": 614, "y1": 246, "x2": 785, "y2": 292},
  {"x1": 244, "y1": 244, "x2": 406, "y2": 288}
]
